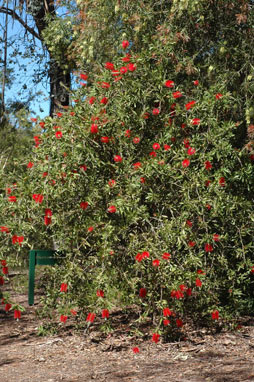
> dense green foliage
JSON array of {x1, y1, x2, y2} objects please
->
[{"x1": 1, "y1": 0, "x2": 254, "y2": 338}]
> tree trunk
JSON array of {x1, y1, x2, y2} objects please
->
[{"x1": 49, "y1": 61, "x2": 71, "y2": 116}]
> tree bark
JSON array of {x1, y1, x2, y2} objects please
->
[{"x1": 49, "y1": 62, "x2": 71, "y2": 116}]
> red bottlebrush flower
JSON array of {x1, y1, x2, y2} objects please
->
[
  {"x1": 188, "y1": 241, "x2": 196, "y2": 248},
  {"x1": 215, "y1": 93, "x2": 223, "y2": 99},
  {"x1": 185, "y1": 101, "x2": 196, "y2": 110},
  {"x1": 120, "y1": 66, "x2": 128, "y2": 74},
  {"x1": 133, "y1": 137, "x2": 140, "y2": 144},
  {"x1": 27, "y1": 161, "x2": 34, "y2": 169},
  {"x1": 205, "y1": 180, "x2": 211, "y2": 187},
  {"x1": 101, "y1": 136, "x2": 110, "y2": 143},
  {"x1": 132, "y1": 347, "x2": 140, "y2": 353},
  {"x1": 176, "y1": 319, "x2": 183, "y2": 328},
  {"x1": 1, "y1": 260, "x2": 6, "y2": 266},
  {"x1": 187, "y1": 147, "x2": 196, "y2": 156},
  {"x1": 140, "y1": 177, "x2": 146, "y2": 183},
  {"x1": 162, "y1": 252, "x2": 171, "y2": 260},
  {"x1": 105, "y1": 62, "x2": 115, "y2": 70},
  {"x1": 70, "y1": 309, "x2": 77, "y2": 316},
  {"x1": 70, "y1": 112, "x2": 75, "y2": 116},
  {"x1": 60, "y1": 315, "x2": 68, "y2": 323},
  {"x1": 191, "y1": 118, "x2": 200, "y2": 125},
  {"x1": 17, "y1": 236, "x2": 24, "y2": 246},
  {"x1": 152, "y1": 108, "x2": 160, "y2": 116},
  {"x1": 251, "y1": 266, "x2": 254, "y2": 274},
  {"x1": 142, "y1": 112, "x2": 150, "y2": 119},
  {"x1": 163, "y1": 319, "x2": 170, "y2": 326},
  {"x1": 152, "y1": 333, "x2": 160, "y2": 343},
  {"x1": 100, "y1": 97, "x2": 108, "y2": 105},
  {"x1": 175, "y1": 290, "x2": 184, "y2": 299},
  {"x1": 165, "y1": 80, "x2": 174, "y2": 88},
  {"x1": 186, "y1": 288, "x2": 192, "y2": 296},
  {"x1": 206, "y1": 204, "x2": 212, "y2": 210},
  {"x1": 55, "y1": 131, "x2": 62, "y2": 139},
  {"x1": 1, "y1": 226, "x2": 9, "y2": 233},
  {"x1": 193, "y1": 80, "x2": 199, "y2": 86},
  {"x1": 114, "y1": 155, "x2": 122, "y2": 163},
  {"x1": 122, "y1": 53, "x2": 131, "y2": 62},
  {"x1": 80, "y1": 73, "x2": 88, "y2": 80},
  {"x1": 102, "y1": 309, "x2": 109, "y2": 319},
  {"x1": 127, "y1": 63, "x2": 136, "y2": 72},
  {"x1": 57, "y1": 113, "x2": 63, "y2": 117},
  {"x1": 163, "y1": 307, "x2": 173, "y2": 317},
  {"x1": 44, "y1": 216, "x2": 51, "y2": 226},
  {"x1": 205, "y1": 243, "x2": 213, "y2": 252},
  {"x1": 133, "y1": 162, "x2": 142, "y2": 169},
  {"x1": 183, "y1": 139, "x2": 190, "y2": 148},
  {"x1": 135, "y1": 253, "x2": 143, "y2": 262},
  {"x1": 111, "y1": 70, "x2": 120, "y2": 77},
  {"x1": 213, "y1": 234, "x2": 220, "y2": 242},
  {"x1": 80, "y1": 165, "x2": 87, "y2": 172},
  {"x1": 12, "y1": 235, "x2": 18, "y2": 244},
  {"x1": 45, "y1": 208, "x2": 52, "y2": 217},
  {"x1": 173, "y1": 91, "x2": 182, "y2": 99},
  {"x1": 139, "y1": 288, "x2": 147, "y2": 298},
  {"x1": 152, "y1": 259, "x2": 160, "y2": 267},
  {"x1": 89, "y1": 96, "x2": 96, "y2": 105},
  {"x1": 122, "y1": 40, "x2": 129, "y2": 49},
  {"x1": 80, "y1": 201, "x2": 89, "y2": 210},
  {"x1": 179, "y1": 284, "x2": 187, "y2": 292},
  {"x1": 86, "y1": 312, "x2": 96, "y2": 323},
  {"x1": 0, "y1": 276, "x2": 4, "y2": 285},
  {"x1": 42, "y1": 172, "x2": 48, "y2": 178},
  {"x1": 125, "y1": 129, "x2": 131, "y2": 137},
  {"x1": 30, "y1": 117, "x2": 37, "y2": 122},
  {"x1": 186, "y1": 220, "x2": 192, "y2": 227},
  {"x1": 205, "y1": 161, "x2": 212, "y2": 170},
  {"x1": 182, "y1": 159, "x2": 190, "y2": 168},
  {"x1": 96, "y1": 289, "x2": 104, "y2": 298},
  {"x1": 211, "y1": 310, "x2": 219, "y2": 320},
  {"x1": 60, "y1": 283, "x2": 68, "y2": 292},
  {"x1": 39, "y1": 122, "x2": 45, "y2": 128},
  {"x1": 5, "y1": 303, "x2": 12, "y2": 311},
  {"x1": 101, "y1": 82, "x2": 110, "y2": 89},
  {"x1": 8, "y1": 196, "x2": 17, "y2": 202},
  {"x1": 14, "y1": 310, "x2": 21, "y2": 320},
  {"x1": 219, "y1": 177, "x2": 226, "y2": 186},
  {"x1": 32, "y1": 194, "x2": 44, "y2": 203},
  {"x1": 142, "y1": 251, "x2": 150, "y2": 259},
  {"x1": 197, "y1": 269, "x2": 205, "y2": 274},
  {"x1": 149, "y1": 151, "x2": 156, "y2": 157},
  {"x1": 108, "y1": 205, "x2": 117, "y2": 213},
  {"x1": 90, "y1": 124, "x2": 98, "y2": 134},
  {"x1": 164, "y1": 144, "x2": 171, "y2": 151},
  {"x1": 108, "y1": 179, "x2": 116, "y2": 187},
  {"x1": 87, "y1": 226, "x2": 94, "y2": 232},
  {"x1": 153, "y1": 143, "x2": 160, "y2": 150},
  {"x1": 6, "y1": 188, "x2": 12, "y2": 194},
  {"x1": 196, "y1": 278, "x2": 202, "y2": 287}
]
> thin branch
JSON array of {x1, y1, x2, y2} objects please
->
[{"x1": 0, "y1": 6, "x2": 41, "y2": 40}]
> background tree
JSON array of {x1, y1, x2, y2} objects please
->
[{"x1": 0, "y1": 0, "x2": 74, "y2": 116}]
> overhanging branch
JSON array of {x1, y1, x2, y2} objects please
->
[{"x1": 0, "y1": 6, "x2": 41, "y2": 40}]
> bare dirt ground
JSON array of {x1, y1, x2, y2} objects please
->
[{"x1": 1, "y1": 283, "x2": 254, "y2": 382}]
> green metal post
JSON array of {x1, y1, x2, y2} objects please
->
[{"x1": 28, "y1": 250, "x2": 36, "y2": 306}]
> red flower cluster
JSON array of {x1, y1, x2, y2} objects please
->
[
  {"x1": 60, "y1": 283, "x2": 68, "y2": 292},
  {"x1": 32, "y1": 194, "x2": 44, "y2": 203}
]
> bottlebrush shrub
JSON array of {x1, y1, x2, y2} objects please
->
[{"x1": 1, "y1": 42, "x2": 254, "y2": 337}]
